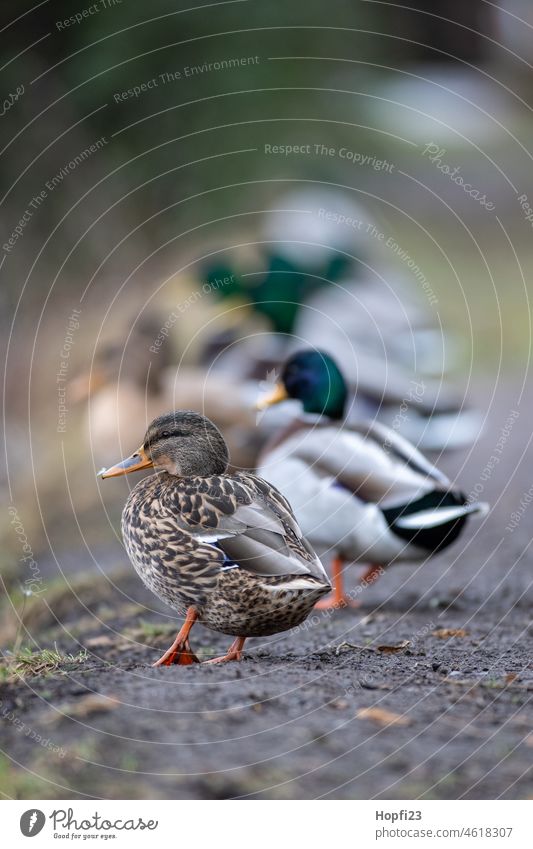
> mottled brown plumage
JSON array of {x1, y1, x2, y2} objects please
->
[{"x1": 102, "y1": 411, "x2": 330, "y2": 664}]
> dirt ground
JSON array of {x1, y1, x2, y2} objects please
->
[{"x1": 1, "y1": 382, "x2": 532, "y2": 800}]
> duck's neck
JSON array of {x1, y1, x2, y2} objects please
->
[
  {"x1": 302, "y1": 386, "x2": 347, "y2": 421},
  {"x1": 326, "y1": 406, "x2": 345, "y2": 422}
]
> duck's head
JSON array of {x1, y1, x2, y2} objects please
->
[
  {"x1": 100, "y1": 411, "x2": 229, "y2": 479},
  {"x1": 257, "y1": 350, "x2": 347, "y2": 420},
  {"x1": 70, "y1": 315, "x2": 173, "y2": 402}
]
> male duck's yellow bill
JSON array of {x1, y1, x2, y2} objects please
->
[
  {"x1": 255, "y1": 382, "x2": 289, "y2": 410},
  {"x1": 100, "y1": 446, "x2": 153, "y2": 478}
]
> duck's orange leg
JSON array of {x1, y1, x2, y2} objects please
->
[
  {"x1": 203, "y1": 636, "x2": 246, "y2": 665},
  {"x1": 315, "y1": 557, "x2": 361, "y2": 610},
  {"x1": 153, "y1": 606, "x2": 200, "y2": 666}
]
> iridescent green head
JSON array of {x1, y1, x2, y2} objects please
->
[{"x1": 258, "y1": 350, "x2": 347, "y2": 420}]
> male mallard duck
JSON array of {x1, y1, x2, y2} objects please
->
[
  {"x1": 100, "y1": 411, "x2": 330, "y2": 664},
  {"x1": 256, "y1": 350, "x2": 488, "y2": 610},
  {"x1": 198, "y1": 190, "x2": 364, "y2": 379}
]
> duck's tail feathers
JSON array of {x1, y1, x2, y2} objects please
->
[
  {"x1": 395, "y1": 501, "x2": 489, "y2": 530},
  {"x1": 260, "y1": 576, "x2": 330, "y2": 593}
]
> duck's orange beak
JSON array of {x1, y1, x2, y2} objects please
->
[
  {"x1": 99, "y1": 446, "x2": 153, "y2": 479},
  {"x1": 255, "y1": 382, "x2": 289, "y2": 410}
]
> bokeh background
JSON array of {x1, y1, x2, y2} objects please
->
[{"x1": 1, "y1": 0, "x2": 532, "y2": 801}]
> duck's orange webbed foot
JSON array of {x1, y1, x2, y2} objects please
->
[
  {"x1": 203, "y1": 636, "x2": 246, "y2": 665},
  {"x1": 153, "y1": 639, "x2": 199, "y2": 666},
  {"x1": 152, "y1": 606, "x2": 200, "y2": 667}
]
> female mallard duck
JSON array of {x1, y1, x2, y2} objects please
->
[
  {"x1": 100, "y1": 410, "x2": 330, "y2": 664},
  {"x1": 256, "y1": 350, "x2": 488, "y2": 610},
  {"x1": 70, "y1": 316, "x2": 258, "y2": 469}
]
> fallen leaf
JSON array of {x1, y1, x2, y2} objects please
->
[
  {"x1": 356, "y1": 707, "x2": 410, "y2": 727},
  {"x1": 335, "y1": 640, "x2": 411, "y2": 655},
  {"x1": 505, "y1": 673, "x2": 518, "y2": 684},
  {"x1": 376, "y1": 640, "x2": 411, "y2": 653},
  {"x1": 334, "y1": 641, "x2": 368, "y2": 655},
  {"x1": 432, "y1": 628, "x2": 469, "y2": 639}
]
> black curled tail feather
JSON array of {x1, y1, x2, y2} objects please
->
[{"x1": 382, "y1": 491, "x2": 468, "y2": 553}]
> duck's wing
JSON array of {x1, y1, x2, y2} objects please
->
[
  {"x1": 349, "y1": 420, "x2": 451, "y2": 487},
  {"x1": 162, "y1": 474, "x2": 330, "y2": 586},
  {"x1": 278, "y1": 419, "x2": 449, "y2": 508}
]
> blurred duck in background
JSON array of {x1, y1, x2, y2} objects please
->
[
  {"x1": 262, "y1": 188, "x2": 453, "y2": 375},
  {"x1": 71, "y1": 183, "x2": 482, "y2": 487},
  {"x1": 197, "y1": 189, "x2": 361, "y2": 381},
  {"x1": 70, "y1": 315, "x2": 258, "y2": 470},
  {"x1": 199, "y1": 188, "x2": 480, "y2": 453},
  {"x1": 256, "y1": 350, "x2": 488, "y2": 610}
]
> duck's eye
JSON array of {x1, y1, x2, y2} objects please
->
[{"x1": 160, "y1": 429, "x2": 188, "y2": 439}]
